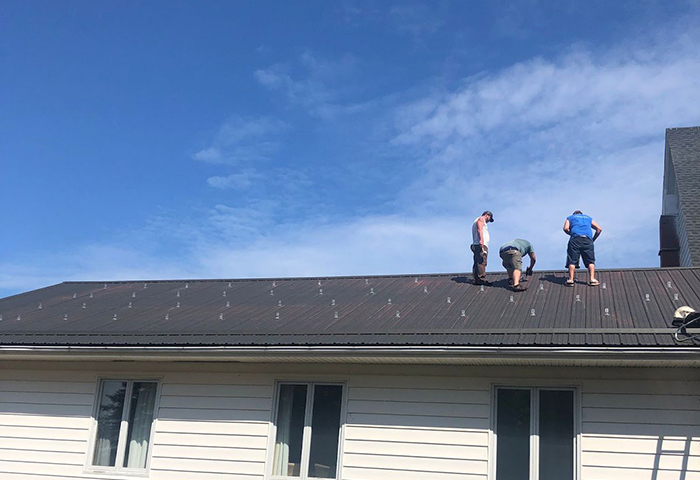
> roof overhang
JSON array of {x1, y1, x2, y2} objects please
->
[{"x1": 2, "y1": 344, "x2": 700, "y2": 367}]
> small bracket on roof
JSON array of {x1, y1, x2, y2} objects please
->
[
  {"x1": 177, "y1": 291, "x2": 180, "y2": 297},
  {"x1": 370, "y1": 287, "x2": 375, "y2": 294},
  {"x1": 530, "y1": 309, "x2": 536, "y2": 317},
  {"x1": 103, "y1": 284, "x2": 107, "y2": 289},
  {"x1": 446, "y1": 297, "x2": 451, "y2": 304},
  {"x1": 331, "y1": 299, "x2": 336, "y2": 306},
  {"x1": 185, "y1": 283, "x2": 189, "y2": 288},
  {"x1": 667, "y1": 281, "x2": 672, "y2": 289},
  {"x1": 539, "y1": 283, "x2": 544, "y2": 291},
  {"x1": 480, "y1": 285, "x2": 484, "y2": 292},
  {"x1": 277, "y1": 300, "x2": 282, "y2": 307},
  {"x1": 89, "y1": 292, "x2": 93, "y2": 299},
  {"x1": 395, "y1": 310, "x2": 400, "y2": 318},
  {"x1": 387, "y1": 298, "x2": 392, "y2": 305},
  {"x1": 334, "y1": 311, "x2": 339, "y2": 319},
  {"x1": 576, "y1": 295, "x2": 581, "y2": 302},
  {"x1": 63, "y1": 314, "x2": 68, "y2": 321},
  {"x1": 132, "y1": 292, "x2": 136, "y2": 298},
  {"x1": 128, "y1": 302, "x2": 132, "y2": 308},
  {"x1": 275, "y1": 312, "x2": 280, "y2": 320},
  {"x1": 165, "y1": 313, "x2": 169, "y2": 321},
  {"x1": 228, "y1": 282, "x2": 232, "y2": 288},
  {"x1": 461, "y1": 310, "x2": 466, "y2": 317},
  {"x1": 272, "y1": 281, "x2": 276, "y2": 287},
  {"x1": 509, "y1": 295, "x2": 514, "y2": 303},
  {"x1": 423, "y1": 286, "x2": 428, "y2": 293},
  {"x1": 645, "y1": 294, "x2": 651, "y2": 302},
  {"x1": 16, "y1": 314, "x2": 20, "y2": 321},
  {"x1": 0, "y1": 314, "x2": 3, "y2": 322},
  {"x1": 73, "y1": 293, "x2": 77, "y2": 299},
  {"x1": 82, "y1": 302, "x2": 86, "y2": 309},
  {"x1": 38, "y1": 303, "x2": 42, "y2": 309},
  {"x1": 270, "y1": 290, "x2": 274, "y2": 296},
  {"x1": 219, "y1": 313, "x2": 224, "y2": 320},
  {"x1": 602, "y1": 282, "x2": 607, "y2": 290},
  {"x1": 319, "y1": 288, "x2": 323, "y2": 295},
  {"x1": 318, "y1": 280, "x2": 322, "y2": 286},
  {"x1": 604, "y1": 307, "x2": 610, "y2": 316},
  {"x1": 223, "y1": 290, "x2": 227, "y2": 297},
  {"x1": 177, "y1": 302, "x2": 181, "y2": 308},
  {"x1": 414, "y1": 277, "x2": 418, "y2": 283},
  {"x1": 143, "y1": 283, "x2": 147, "y2": 289},
  {"x1": 113, "y1": 314, "x2": 117, "y2": 321},
  {"x1": 674, "y1": 293, "x2": 679, "y2": 301},
  {"x1": 225, "y1": 301, "x2": 229, "y2": 308}
]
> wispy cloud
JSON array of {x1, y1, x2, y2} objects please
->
[
  {"x1": 254, "y1": 51, "x2": 370, "y2": 119},
  {"x1": 192, "y1": 115, "x2": 287, "y2": 165},
  {"x1": 207, "y1": 169, "x2": 260, "y2": 190}
]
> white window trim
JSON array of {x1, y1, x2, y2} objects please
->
[
  {"x1": 265, "y1": 380, "x2": 348, "y2": 480},
  {"x1": 85, "y1": 378, "x2": 162, "y2": 477},
  {"x1": 489, "y1": 385, "x2": 581, "y2": 480}
]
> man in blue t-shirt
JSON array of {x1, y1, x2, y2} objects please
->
[{"x1": 563, "y1": 210, "x2": 602, "y2": 286}]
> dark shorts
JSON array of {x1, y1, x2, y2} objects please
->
[{"x1": 566, "y1": 236, "x2": 595, "y2": 268}]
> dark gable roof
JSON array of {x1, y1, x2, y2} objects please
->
[
  {"x1": 1, "y1": 268, "x2": 699, "y2": 348},
  {"x1": 667, "y1": 127, "x2": 700, "y2": 265}
]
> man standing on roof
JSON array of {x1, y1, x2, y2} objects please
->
[
  {"x1": 563, "y1": 210, "x2": 603, "y2": 286},
  {"x1": 471, "y1": 211, "x2": 494, "y2": 286},
  {"x1": 499, "y1": 239, "x2": 536, "y2": 292}
]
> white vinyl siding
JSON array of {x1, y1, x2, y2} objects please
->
[{"x1": 0, "y1": 363, "x2": 698, "y2": 480}]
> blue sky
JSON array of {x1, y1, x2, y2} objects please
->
[{"x1": 2, "y1": 0, "x2": 700, "y2": 296}]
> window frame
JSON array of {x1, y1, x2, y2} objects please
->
[
  {"x1": 85, "y1": 378, "x2": 161, "y2": 476},
  {"x1": 266, "y1": 380, "x2": 348, "y2": 480},
  {"x1": 490, "y1": 385, "x2": 581, "y2": 480}
]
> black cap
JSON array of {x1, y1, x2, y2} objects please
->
[{"x1": 482, "y1": 211, "x2": 494, "y2": 222}]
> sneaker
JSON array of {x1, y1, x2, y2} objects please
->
[{"x1": 513, "y1": 284, "x2": 528, "y2": 292}]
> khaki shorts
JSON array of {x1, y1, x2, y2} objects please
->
[{"x1": 500, "y1": 249, "x2": 522, "y2": 271}]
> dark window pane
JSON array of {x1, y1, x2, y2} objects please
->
[
  {"x1": 123, "y1": 382, "x2": 158, "y2": 468},
  {"x1": 496, "y1": 389, "x2": 531, "y2": 480},
  {"x1": 539, "y1": 390, "x2": 574, "y2": 480},
  {"x1": 273, "y1": 384, "x2": 308, "y2": 477},
  {"x1": 308, "y1": 385, "x2": 343, "y2": 478},
  {"x1": 92, "y1": 381, "x2": 127, "y2": 467}
]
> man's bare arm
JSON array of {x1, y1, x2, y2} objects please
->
[
  {"x1": 591, "y1": 220, "x2": 602, "y2": 241},
  {"x1": 526, "y1": 252, "x2": 537, "y2": 275},
  {"x1": 477, "y1": 217, "x2": 485, "y2": 245},
  {"x1": 563, "y1": 219, "x2": 571, "y2": 235}
]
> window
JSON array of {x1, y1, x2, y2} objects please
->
[
  {"x1": 270, "y1": 382, "x2": 345, "y2": 479},
  {"x1": 90, "y1": 379, "x2": 158, "y2": 472},
  {"x1": 494, "y1": 387, "x2": 576, "y2": 480}
]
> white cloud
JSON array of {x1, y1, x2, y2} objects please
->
[
  {"x1": 192, "y1": 115, "x2": 286, "y2": 165},
  {"x1": 207, "y1": 170, "x2": 259, "y2": 190}
]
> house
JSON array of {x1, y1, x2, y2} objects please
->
[
  {"x1": 1, "y1": 131, "x2": 700, "y2": 480},
  {"x1": 660, "y1": 126, "x2": 700, "y2": 267}
]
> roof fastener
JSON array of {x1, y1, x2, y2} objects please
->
[
  {"x1": 270, "y1": 290, "x2": 274, "y2": 296},
  {"x1": 143, "y1": 283, "x2": 147, "y2": 289},
  {"x1": 165, "y1": 313, "x2": 169, "y2": 320},
  {"x1": 177, "y1": 302, "x2": 181, "y2": 308},
  {"x1": 395, "y1": 310, "x2": 400, "y2": 318},
  {"x1": 370, "y1": 288, "x2": 375, "y2": 294},
  {"x1": 185, "y1": 283, "x2": 189, "y2": 288},
  {"x1": 602, "y1": 282, "x2": 607, "y2": 289},
  {"x1": 82, "y1": 302, "x2": 86, "y2": 309},
  {"x1": 89, "y1": 293, "x2": 93, "y2": 299},
  {"x1": 674, "y1": 293, "x2": 679, "y2": 301},
  {"x1": 272, "y1": 281, "x2": 276, "y2": 287},
  {"x1": 645, "y1": 294, "x2": 650, "y2": 301},
  {"x1": 365, "y1": 279, "x2": 369, "y2": 285},
  {"x1": 423, "y1": 286, "x2": 428, "y2": 293},
  {"x1": 667, "y1": 281, "x2": 672, "y2": 289},
  {"x1": 414, "y1": 277, "x2": 418, "y2": 283},
  {"x1": 275, "y1": 312, "x2": 280, "y2": 320},
  {"x1": 509, "y1": 295, "x2": 514, "y2": 303},
  {"x1": 480, "y1": 285, "x2": 484, "y2": 292},
  {"x1": 277, "y1": 300, "x2": 282, "y2": 307},
  {"x1": 223, "y1": 290, "x2": 227, "y2": 297},
  {"x1": 576, "y1": 295, "x2": 581, "y2": 302},
  {"x1": 387, "y1": 298, "x2": 392, "y2": 305},
  {"x1": 334, "y1": 311, "x2": 339, "y2": 319},
  {"x1": 73, "y1": 293, "x2": 77, "y2": 299},
  {"x1": 16, "y1": 314, "x2": 21, "y2": 321},
  {"x1": 113, "y1": 314, "x2": 117, "y2": 321},
  {"x1": 177, "y1": 291, "x2": 180, "y2": 297},
  {"x1": 530, "y1": 309, "x2": 536, "y2": 317},
  {"x1": 128, "y1": 302, "x2": 132, "y2": 308},
  {"x1": 228, "y1": 282, "x2": 232, "y2": 288},
  {"x1": 103, "y1": 284, "x2": 107, "y2": 289},
  {"x1": 38, "y1": 303, "x2": 42, "y2": 309},
  {"x1": 225, "y1": 301, "x2": 229, "y2": 308},
  {"x1": 319, "y1": 288, "x2": 323, "y2": 295},
  {"x1": 63, "y1": 314, "x2": 68, "y2": 321},
  {"x1": 604, "y1": 307, "x2": 610, "y2": 316},
  {"x1": 461, "y1": 310, "x2": 466, "y2": 317},
  {"x1": 132, "y1": 292, "x2": 136, "y2": 298},
  {"x1": 318, "y1": 280, "x2": 322, "y2": 286},
  {"x1": 219, "y1": 313, "x2": 223, "y2": 320},
  {"x1": 331, "y1": 299, "x2": 336, "y2": 306},
  {"x1": 539, "y1": 283, "x2": 544, "y2": 291},
  {"x1": 446, "y1": 297, "x2": 451, "y2": 304}
]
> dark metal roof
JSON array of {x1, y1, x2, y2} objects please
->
[
  {"x1": 667, "y1": 126, "x2": 700, "y2": 265},
  {"x1": 1, "y1": 268, "x2": 699, "y2": 349}
]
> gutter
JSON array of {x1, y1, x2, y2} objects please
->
[{"x1": 1, "y1": 344, "x2": 699, "y2": 365}]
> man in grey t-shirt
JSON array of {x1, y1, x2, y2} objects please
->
[{"x1": 499, "y1": 239, "x2": 536, "y2": 292}]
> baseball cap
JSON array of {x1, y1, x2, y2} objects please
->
[{"x1": 482, "y1": 211, "x2": 494, "y2": 222}]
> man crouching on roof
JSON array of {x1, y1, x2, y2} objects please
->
[{"x1": 499, "y1": 239, "x2": 536, "y2": 292}]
